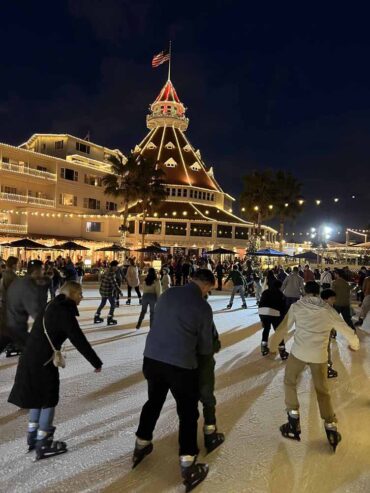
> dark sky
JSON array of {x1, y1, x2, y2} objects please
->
[{"x1": 2, "y1": 1, "x2": 369, "y2": 236}]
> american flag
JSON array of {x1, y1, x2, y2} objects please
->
[{"x1": 152, "y1": 50, "x2": 170, "y2": 68}]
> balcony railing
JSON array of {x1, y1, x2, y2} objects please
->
[
  {"x1": 0, "y1": 161, "x2": 56, "y2": 180},
  {"x1": 0, "y1": 223, "x2": 27, "y2": 234},
  {"x1": 0, "y1": 192, "x2": 55, "y2": 207}
]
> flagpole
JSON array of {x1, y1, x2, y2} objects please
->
[{"x1": 168, "y1": 40, "x2": 172, "y2": 80}]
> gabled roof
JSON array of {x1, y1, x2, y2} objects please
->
[{"x1": 154, "y1": 80, "x2": 181, "y2": 103}]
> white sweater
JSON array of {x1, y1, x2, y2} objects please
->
[{"x1": 269, "y1": 295, "x2": 359, "y2": 363}]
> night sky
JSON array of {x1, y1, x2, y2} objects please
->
[{"x1": 2, "y1": 2, "x2": 369, "y2": 236}]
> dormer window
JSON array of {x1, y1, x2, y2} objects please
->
[
  {"x1": 190, "y1": 162, "x2": 201, "y2": 171},
  {"x1": 165, "y1": 141, "x2": 175, "y2": 150},
  {"x1": 165, "y1": 158, "x2": 177, "y2": 167},
  {"x1": 183, "y1": 144, "x2": 192, "y2": 152},
  {"x1": 147, "y1": 142, "x2": 157, "y2": 150}
]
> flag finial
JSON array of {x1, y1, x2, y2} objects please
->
[{"x1": 168, "y1": 41, "x2": 172, "y2": 81}]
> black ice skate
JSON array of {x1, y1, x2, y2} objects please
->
[
  {"x1": 280, "y1": 410, "x2": 301, "y2": 441},
  {"x1": 132, "y1": 442, "x2": 153, "y2": 469},
  {"x1": 226, "y1": 304, "x2": 232, "y2": 309},
  {"x1": 94, "y1": 314, "x2": 104, "y2": 324},
  {"x1": 325, "y1": 422, "x2": 341, "y2": 452},
  {"x1": 139, "y1": 298, "x2": 142, "y2": 305},
  {"x1": 107, "y1": 315, "x2": 117, "y2": 325},
  {"x1": 27, "y1": 430, "x2": 37, "y2": 452},
  {"x1": 278, "y1": 345, "x2": 289, "y2": 361},
  {"x1": 35, "y1": 428, "x2": 67, "y2": 461},
  {"x1": 126, "y1": 299, "x2": 131, "y2": 305},
  {"x1": 327, "y1": 365, "x2": 338, "y2": 379},
  {"x1": 204, "y1": 431, "x2": 225, "y2": 454},
  {"x1": 261, "y1": 343, "x2": 269, "y2": 356},
  {"x1": 241, "y1": 303, "x2": 247, "y2": 309},
  {"x1": 181, "y1": 459, "x2": 209, "y2": 492},
  {"x1": 5, "y1": 344, "x2": 21, "y2": 357}
]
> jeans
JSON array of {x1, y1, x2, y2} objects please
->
[
  {"x1": 198, "y1": 355, "x2": 216, "y2": 425},
  {"x1": 260, "y1": 315, "x2": 284, "y2": 345},
  {"x1": 97, "y1": 296, "x2": 116, "y2": 316},
  {"x1": 127, "y1": 286, "x2": 142, "y2": 300},
  {"x1": 284, "y1": 353, "x2": 336, "y2": 423},
  {"x1": 334, "y1": 305, "x2": 355, "y2": 330},
  {"x1": 29, "y1": 407, "x2": 55, "y2": 433},
  {"x1": 137, "y1": 293, "x2": 157, "y2": 328},
  {"x1": 229, "y1": 285, "x2": 246, "y2": 305},
  {"x1": 137, "y1": 357, "x2": 199, "y2": 456}
]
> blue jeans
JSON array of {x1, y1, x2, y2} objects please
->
[
  {"x1": 29, "y1": 407, "x2": 55, "y2": 433},
  {"x1": 229, "y1": 285, "x2": 246, "y2": 305},
  {"x1": 137, "y1": 293, "x2": 156, "y2": 328},
  {"x1": 97, "y1": 296, "x2": 116, "y2": 316}
]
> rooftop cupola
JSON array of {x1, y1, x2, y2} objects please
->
[{"x1": 146, "y1": 79, "x2": 189, "y2": 131}]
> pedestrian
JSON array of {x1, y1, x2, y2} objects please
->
[
  {"x1": 0, "y1": 256, "x2": 19, "y2": 357},
  {"x1": 303, "y1": 264, "x2": 315, "y2": 282},
  {"x1": 269, "y1": 281, "x2": 359, "y2": 452},
  {"x1": 136, "y1": 268, "x2": 161, "y2": 330},
  {"x1": 224, "y1": 264, "x2": 247, "y2": 309},
  {"x1": 125, "y1": 259, "x2": 142, "y2": 305},
  {"x1": 62, "y1": 258, "x2": 77, "y2": 282},
  {"x1": 281, "y1": 266, "x2": 304, "y2": 308},
  {"x1": 320, "y1": 267, "x2": 332, "y2": 290},
  {"x1": 258, "y1": 280, "x2": 289, "y2": 359},
  {"x1": 94, "y1": 260, "x2": 122, "y2": 325},
  {"x1": 266, "y1": 269, "x2": 278, "y2": 289},
  {"x1": 160, "y1": 267, "x2": 171, "y2": 292},
  {"x1": 320, "y1": 289, "x2": 339, "y2": 378},
  {"x1": 133, "y1": 270, "x2": 217, "y2": 491},
  {"x1": 253, "y1": 273, "x2": 263, "y2": 305},
  {"x1": 8, "y1": 281, "x2": 102, "y2": 460},
  {"x1": 332, "y1": 269, "x2": 355, "y2": 330},
  {"x1": 215, "y1": 261, "x2": 224, "y2": 291},
  {"x1": 355, "y1": 291, "x2": 370, "y2": 330},
  {"x1": 75, "y1": 262, "x2": 85, "y2": 284}
]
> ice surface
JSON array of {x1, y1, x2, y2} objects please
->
[{"x1": 1, "y1": 287, "x2": 370, "y2": 493}]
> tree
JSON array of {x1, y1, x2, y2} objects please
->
[
  {"x1": 240, "y1": 170, "x2": 275, "y2": 236},
  {"x1": 102, "y1": 153, "x2": 140, "y2": 246},
  {"x1": 272, "y1": 171, "x2": 303, "y2": 250}
]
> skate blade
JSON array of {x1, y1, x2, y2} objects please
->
[
  {"x1": 327, "y1": 372, "x2": 338, "y2": 379},
  {"x1": 132, "y1": 444, "x2": 153, "y2": 469},
  {"x1": 183, "y1": 468, "x2": 209, "y2": 492},
  {"x1": 280, "y1": 426, "x2": 301, "y2": 441},
  {"x1": 34, "y1": 448, "x2": 68, "y2": 461},
  {"x1": 329, "y1": 433, "x2": 341, "y2": 453},
  {"x1": 206, "y1": 435, "x2": 225, "y2": 455}
]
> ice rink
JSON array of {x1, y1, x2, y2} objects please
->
[{"x1": 1, "y1": 286, "x2": 370, "y2": 493}]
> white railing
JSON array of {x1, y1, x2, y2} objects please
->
[
  {"x1": 0, "y1": 223, "x2": 27, "y2": 234},
  {"x1": 0, "y1": 161, "x2": 56, "y2": 180},
  {"x1": 0, "y1": 192, "x2": 55, "y2": 207}
]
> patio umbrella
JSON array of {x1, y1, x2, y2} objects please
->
[
  {"x1": 95, "y1": 244, "x2": 130, "y2": 252},
  {"x1": 6, "y1": 238, "x2": 49, "y2": 249},
  {"x1": 53, "y1": 241, "x2": 90, "y2": 251},
  {"x1": 206, "y1": 247, "x2": 236, "y2": 255},
  {"x1": 249, "y1": 248, "x2": 290, "y2": 257},
  {"x1": 135, "y1": 245, "x2": 168, "y2": 253},
  {"x1": 294, "y1": 251, "x2": 322, "y2": 261}
]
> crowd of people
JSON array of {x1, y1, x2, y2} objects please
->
[{"x1": 0, "y1": 252, "x2": 369, "y2": 491}]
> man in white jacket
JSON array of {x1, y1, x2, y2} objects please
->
[{"x1": 269, "y1": 281, "x2": 359, "y2": 452}]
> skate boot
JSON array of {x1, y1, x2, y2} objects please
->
[
  {"x1": 226, "y1": 303, "x2": 232, "y2": 309},
  {"x1": 325, "y1": 422, "x2": 341, "y2": 452},
  {"x1": 180, "y1": 456, "x2": 209, "y2": 492},
  {"x1": 280, "y1": 410, "x2": 301, "y2": 441},
  {"x1": 27, "y1": 430, "x2": 38, "y2": 452},
  {"x1": 241, "y1": 303, "x2": 247, "y2": 309},
  {"x1": 107, "y1": 315, "x2": 117, "y2": 326},
  {"x1": 94, "y1": 314, "x2": 104, "y2": 324},
  {"x1": 132, "y1": 439, "x2": 153, "y2": 469},
  {"x1": 139, "y1": 298, "x2": 142, "y2": 305},
  {"x1": 261, "y1": 342, "x2": 269, "y2": 356},
  {"x1": 204, "y1": 426, "x2": 225, "y2": 454},
  {"x1": 278, "y1": 345, "x2": 289, "y2": 361},
  {"x1": 126, "y1": 298, "x2": 131, "y2": 305},
  {"x1": 35, "y1": 428, "x2": 67, "y2": 461},
  {"x1": 330, "y1": 329, "x2": 337, "y2": 339},
  {"x1": 327, "y1": 365, "x2": 338, "y2": 379},
  {"x1": 5, "y1": 344, "x2": 21, "y2": 357}
]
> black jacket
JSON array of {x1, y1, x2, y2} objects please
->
[
  {"x1": 259, "y1": 287, "x2": 287, "y2": 316},
  {"x1": 8, "y1": 294, "x2": 102, "y2": 409}
]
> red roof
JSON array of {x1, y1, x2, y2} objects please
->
[{"x1": 154, "y1": 80, "x2": 181, "y2": 103}]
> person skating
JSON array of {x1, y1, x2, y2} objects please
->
[
  {"x1": 0, "y1": 256, "x2": 19, "y2": 357},
  {"x1": 160, "y1": 267, "x2": 171, "y2": 292},
  {"x1": 136, "y1": 268, "x2": 161, "y2": 330},
  {"x1": 8, "y1": 281, "x2": 102, "y2": 460},
  {"x1": 258, "y1": 280, "x2": 289, "y2": 360},
  {"x1": 215, "y1": 261, "x2": 224, "y2": 291},
  {"x1": 94, "y1": 260, "x2": 122, "y2": 325},
  {"x1": 320, "y1": 289, "x2": 339, "y2": 378},
  {"x1": 224, "y1": 265, "x2": 247, "y2": 309},
  {"x1": 269, "y1": 281, "x2": 359, "y2": 452},
  {"x1": 332, "y1": 269, "x2": 355, "y2": 330},
  {"x1": 281, "y1": 266, "x2": 304, "y2": 308},
  {"x1": 133, "y1": 269, "x2": 216, "y2": 491},
  {"x1": 125, "y1": 259, "x2": 142, "y2": 305}
]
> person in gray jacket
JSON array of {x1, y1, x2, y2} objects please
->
[
  {"x1": 281, "y1": 266, "x2": 305, "y2": 308},
  {"x1": 6, "y1": 260, "x2": 50, "y2": 349}
]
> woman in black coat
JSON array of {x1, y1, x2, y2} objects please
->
[{"x1": 8, "y1": 281, "x2": 102, "y2": 460}]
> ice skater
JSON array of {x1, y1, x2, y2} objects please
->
[
  {"x1": 320, "y1": 289, "x2": 339, "y2": 378},
  {"x1": 8, "y1": 281, "x2": 102, "y2": 460},
  {"x1": 224, "y1": 264, "x2": 247, "y2": 309},
  {"x1": 94, "y1": 260, "x2": 122, "y2": 325},
  {"x1": 269, "y1": 281, "x2": 359, "y2": 452},
  {"x1": 136, "y1": 268, "x2": 161, "y2": 330}
]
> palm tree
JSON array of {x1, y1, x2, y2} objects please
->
[
  {"x1": 102, "y1": 153, "x2": 140, "y2": 246},
  {"x1": 272, "y1": 171, "x2": 303, "y2": 250},
  {"x1": 240, "y1": 170, "x2": 275, "y2": 236}
]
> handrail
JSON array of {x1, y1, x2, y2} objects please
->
[
  {"x1": 0, "y1": 161, "x2": 56, "y2": 180},
  {"x1": 0, "y1": 192, "x2": 55, "y2": 207}
]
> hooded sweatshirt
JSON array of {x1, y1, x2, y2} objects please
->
[{"x1": 269, "y1": 295, "x2": 359, "y2": 363}]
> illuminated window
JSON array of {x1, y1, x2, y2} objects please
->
[
  {"x1": 217, "y1": 225, "x2": 232, "y2": 238},
  {"x1": 139, "y1": 221, "x2": 162, "y2": 234},
  {"x1": 85, "y1": 174, "x2": 102, "y2": 186},
  {"x1": 59, "y1": 193, "x2": 77, "y2": 207},
  {"x1": 235, "y1": 227, "x2": 249, "y2": 239},
  {"x1": 165, "y1": 158, "x2": 177, "y2": 167},
  {"x1": 86, "y1": 222, "x2": 101, "y2": 232},
  {"x1": 165, "y1": 222, "x2": 187, "y2": 236},
  {"x1": 76, "y1": 142, "x2": 90, "y2": 154},
  {"x1": 191, "y1": 223, "x2": 212, "y2": 237}
]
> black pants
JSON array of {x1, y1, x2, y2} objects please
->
[
  {"x1": 198, "y1": 355, "x2": 216, "y2": 425},
  {"x1": 334, "y1": 305, "x2": 355, "y2": 330},
  {"x1": 97, "y1": 296, "x2": 115, "y2": 316},
  {"x1": 260, "y1": 315, "x2": 284, "y2": 345},
  {"x1": 127, "y1": 286, "x2": 141, "y2": 300},
  {"x1": 137, "y1": 357, "x2": 199, "y2": 456},
  {"x1": 217, "y1": 277, "x2": 223, "y2": 290}
]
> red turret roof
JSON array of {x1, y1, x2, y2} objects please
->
[{"x1": 154, "y1": 80, "x2": 181, "y2": 103}]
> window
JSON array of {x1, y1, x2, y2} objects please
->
[
  {"x1": 139, "y1": 221, "x2": 162, "y2": 235},
  {"x1": 128, "y1": 221, "x2": 135, "y2": 234},
  {"x1": 60, "y1": 168, "x2": 78, "y2": 181},
  {"x1": 211, "y1": 194, "x2": 214, "y2": 201},
  {"x1": 203, "y1": 192, "x2": 206, "y2": 200},
  {"x1": 194, "y1": 191, "x2": 198, "y2": 198},
  {"x1": 165, "y1": 222, "x2": 187, "y2": 236},
  {"x1": 217, "y1": 225, "x2": 232, "y2": 238},
  {"x1": 177, "y1": 189, "x2": 182, "y2": 196},
  {"x1": 171, "y1": 188, "x2": 176, "y2": 196},
  {"x1": 2, "y1": 157, "x2": 9, "y2": 163},
  {"x1": 183, "y1": 189, "x2": 188, "y2": 197},
  {"x1": 1, "y1": 186, "x2": 17, "y2": 194},
  {"x1": 76, "y1": 142, "x2": 90, "y2": 154},
  {"x1": 235, "y1": 227, "x2": 249, "y2": 240},
  {"x1": 207, "y1": 193, "x2": 210, "y2": 201},
  {"x1": 190, "y1": 190, "x2": 193, "y2": 198},
  {"x1": 55, "y1": 140, "x2": 64, "y2": 149},
  {"x1": 86, "y1": 222, "x2": 101, "y2": 232},
  {"x1": 83, "y1": 198, "x2": 101, "y2": 210},
  {"x1": 37, "y1": 166, "x2": 48, "y2": 173},
  {"x1": 190, "y1": 223, "x2": 212, "y2": 237},
  {"x1": 59, "y1": 193, "x2": 77, "y2": 206},
  {"x1": 166, "y1": 188, "x2": 170, "y2": 196},
  {"x1": 84, "y1": 174, "x2": 102, "y2": 186},
  {"x1": 106, "y1": 201, "x2": 117, "y2": 211},
  {"x1": 165, "y1": 158, "x2": 177, "y2": 167}
]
